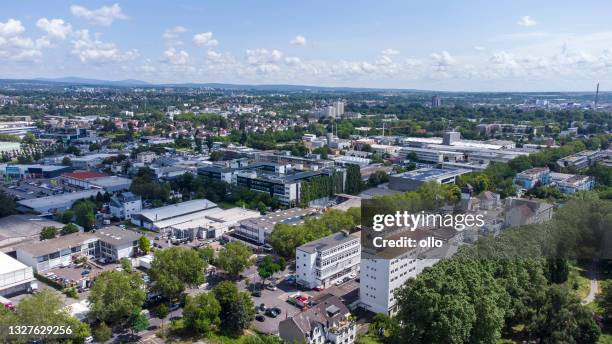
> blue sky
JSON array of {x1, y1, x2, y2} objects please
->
[{"x1": 2, "y1": 1, "x2": 612, "y2": 91}]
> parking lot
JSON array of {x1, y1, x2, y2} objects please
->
[
  {"x1": 242, "y1": 275, "x2": 360, "y2": 334},
  {"x1": 1, "y1": 178, "x2": 66, "y2": 200}
]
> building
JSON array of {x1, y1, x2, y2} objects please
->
[
  {"x1": 504, "y1": 198, "x2": 554, "y2": 228},
  {"x1": 431, "y1": 95, "x2": 442, "y2": 108},
  {"x1": 279, "y1": 294, "x2": 356, "y2": 344},
  {"x1": 136, "y1": 151, "x2": 156, "y2": 164},
  {"x1": 17, "y1": 189, "x2": 100, "y2": 214},
  {"x1": 234, "y1": 208, "x2": 319, "y2": 244},
  {"x1": 3, "y1": 164, "x2": 71, "y2": 179},
  {"x1": 0, "y1": 215, "x2": 64, "y2": 251},
  {"x1": 549, "y1": 172, "x2": 594, "y2": 194},
  {"x1": 70, "y1": 153, "x2": 117, "y2": 169},
  {"x1": 296, "y1": 231, "x2": 360, "y2": 289},
  {"x1": 169, "y1": 206, "x2": 260, "y2": 240},
  {"x1": 61, "y1": 171, "x2": 132, "y2": 192},
  {"x1": 0, "y1": 251, "x2": 35, "y2": 296},
  {"x1": 109, "y1": 192, "x2": 142, "y2": 220},
  {"x1": 130, "y1": 199, "x2": 218, "y2": 231},
  {"x1": 15, "y1": 227, "x2": 141, "y2": 272},
  {"x1": 388, "y1": 168, "x2": 469, "y2": 192},
  {"x1": 442, "y1": 131, "x2": 460, "y2": 145},
  {"x1": 557, "y1": 150, "x2": 606, "y2": 170},
  {"x1": 513, "y1": 167, "x2": 551, "y2": 189},
  {"x1": 475, "y1": 191, "x2": 501, "y2": 210}
]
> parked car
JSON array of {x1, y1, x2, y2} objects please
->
[
  {"x1": 265, "y1": 308, "x2": 281, "y2": 318},
  {"x1": 255, "y1": 314, "x2": 265, "y2": 322}
]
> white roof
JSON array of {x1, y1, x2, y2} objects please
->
[
  {"x1": 0, "y1": 251, "x2": 30, "y2": 274},
  {"x1": 17, "y1": 190, "x2": 100, "y2": 211}
]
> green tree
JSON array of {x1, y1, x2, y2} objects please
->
[
  {"x1": 346, "y1": 164, "x2": 364, "y2": 194},
  {"x1": 217, "y1": 241, "x2": 254, "y2": 277},
  {"x1": 88, "y1": 271, "x2": 146, "y2": 325},
  {"x1": 120, "y1": 257, "x2": 132, "y2": 272},
  {"x1": 127, "y1": 309, "x2": 149, "y2": 334},
  {"x1": 61, "y1": 156, "x2": 72, "y2": 166},
  {"x1": 40, "y1": 226, "x2": 58, "y2": 240},
  {"x1": 61, "y1": 210, "x2": 74, "y2": 224},
  {"x1": 197, "y1": 246, "x2": 215, "y2": 265},
  {"x1": 183, "y1": 292, "x2": 221, "y2": 337},
  {"x1": 601, "y1": 281, "x2": 612, "y2": 324},
  {"x1": 94, "y1": 322, "x2": 112, "y2": 343},
  {"x1": 0, "y1": 190, "x2": 17, "y2": 218},
  {"x1": 257, "y1": 256, "x2": 281, "y2": 285},
  {"x1": 60, "y1": 223, "x2": 79, "y2": 236},
  {"x1": 212, "y1": 281, "x2": 255, "y2": 335},
  {"x1": 155, "y1": 303, "x2": 169, "y2": 331},
  {"x1": 138, "y1": 235, "x2": 151, "y2": 254},
  {"x1": 149, "y1": 247, "x2": 206, "y2": 300},
  {"x1": 73, "y1": 201, "x2": 96, "y2": 230}
]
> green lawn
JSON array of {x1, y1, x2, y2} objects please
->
[{"x1": 567, "y1": 261, "x2": 591, "y2": 300}]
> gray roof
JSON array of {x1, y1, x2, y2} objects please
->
[
  {"x1": 239, "y1": 208, "x2": 319, "y2": 232},
  {"x1": 280, "y1": 294, "x2": 350, "y2": 337},
  {"x1": 93, "y1": 226, "x2": 140, "y2": 246},
  {"x1": 0, "y1": 215, "x2": 63, "y2": 242},
  {"x1": 17, "y1": 190, "x2": 100, "y2": 211},
  {"x1": 136, "y1": 199, "x2": 217, "y2": 222},
  {"x1": 391, "y1": 167, "x2": 469, "y2": 181},
  {"x1": 16, "y1": 232, "x2": 97, "y2": 257},
  {"x1": 297, "y1": 231, "x2": 360, "y2": 254}
]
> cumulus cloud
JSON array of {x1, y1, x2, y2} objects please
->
[
  {"x1": 162, "y1": 47, "x2": 189, "y2": 65},
  {"x1": 192, "y1": 32, "x2": 218, "y2": 47},
  {"x1": 36, "y1": 18, "x2": 72, "y2": 39},
  {"x1": 70, "y1": 3, "x2": 128, "y2": 26},
  {"x1": 473, "y1": 46, "x2": 486, "y2": 51},
  {"x1": 71, "y1": 29, "x2": 137, "y2": 63},
  {"x1": 517, "y1": 16, "x2": 537, "y2": 27},
  {"x1": 381, "y1": 48, "x2": 399, "y2": 56},
  {"x1": 289, "y1": 35, "x2": 306, "y2": 46},
  {"x1": 0, "y1": 19, "x2": 25, "y2": 37},
  {"x1": 430, "y1": 50, "x2": 456, "y2": 69}
]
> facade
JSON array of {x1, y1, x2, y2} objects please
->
[
  {"x1": 3, "y1": 164, "x2": 71, "y2": 179},
  {"x1": 279, "y1": 294, "x2": 356, "y2": 344},
  {"x1": 136, "y1": 152, "x2": 156, "y2": 164},
  {"x1": 109, "y1": 192, "x2": 142, "y2": 220},
  {"x1": 296, "y1": 231, "x2": 360, "y2": 289},
  {"x1": 504, "y1": 198, "x2": 554, "y2": 228},
  {"x1": 15, "y1": 227, "x2": 140, "y2": 272},
  {"x1": 0, "y1": 252, "x2": 35, "y2": 296},
  {"x1": 557, "y1": 150, "x2": 606, "y2": 170},
  {"x1": 388, "y1": 167, "x2": 469, "y2": 192},
  {"x1": 549, "y1": 172, "x2": 595, "y2": 194},
  {"x1": 234, "y1": 208, "x2": 319, "y2": 244},
  {"x1": 513, "y1": 167, "x2": 551, "y2": 189}
]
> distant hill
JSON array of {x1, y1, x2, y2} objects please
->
[{"x1": 33, "y1": 77, "x2": 151, "y2": 86}]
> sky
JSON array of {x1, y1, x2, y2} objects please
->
[{"x1": 2, "y1": 0, "x2": 612, "y2": 91}]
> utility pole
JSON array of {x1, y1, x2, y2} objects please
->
[{"x1": 594, "y1": 82, "x2": 600, "y2": 107}]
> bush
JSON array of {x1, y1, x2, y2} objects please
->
[{"x1": 94, "y1": 322, "x2": 112, "y2": 343}]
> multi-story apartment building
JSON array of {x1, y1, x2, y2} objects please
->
[
  {"x1": 513, "y1": 167, "x2": 551, "y2": 189},
  {"x1": 296, "y1": 231, "x2": 360, "y2": 289}
]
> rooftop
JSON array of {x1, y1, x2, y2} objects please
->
[
  {"x1": 17, "y1": 232, "x2": 97, "y2": 257},
  {"x1": 297, "y1": 231, "x2": 360, "y2": 254},
  {"x1": 391, "y1": 167, "x2": 469, "y2": 181},
  {"x1": 17, "y1": 190, "x2": 100, "y2": 211},
  {"x1": 0, "y1": 251, "x2": 30, "y2": 275},
  {"x1": 239, "y1": 208, "x2": 319, "y2": 232},
  {"x1": 93, "y1": 226, "x2": 141, "y2": 246},
  {"x1": 136, "y1": 199, "x2": 217, "y2": 223},
  {"x1": 62, "y1": 171, "x2": 107, "y2": 180}
]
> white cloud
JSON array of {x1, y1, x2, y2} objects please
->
[
  {"x1": 289, "y1": 35, "x2": 306, "y2": 46},
  {"x1": 381, "y1": 48, "x2": 399, "y2": 56},
  {"x1": 163, "y1": 26, "x2": 187, "y2": 40},
  {"x1": 284, "y1": 56, "x2": 301, "y2": 66},
  {"x1": 0, "y1": 19, "x2": 25, "y2": 37},
  {"x1": 162, "y1": 47, "x2": 189, "y2": 65},
  {"x1": 36, "y1": 18, "x2": 72, "y2": 39},
  {"x1": 192, "y1": 32, "x2": 218, "y2": 47},
  {"x1": 70, "y1": 3, "x2": 128, "y2": 26},
  {"x1": 430, "y1": 51, "x2": 456, "y2": 69},
  {"x1": 473, "y1": 46, "x2": 486, "y2": 51},
  {"x1": 71, "y1": 29, "x2": 137, "y2": 63},
  {"x1": 517, "y1": 16, "x2": 537, "y2": 27}
]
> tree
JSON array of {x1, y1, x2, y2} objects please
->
[
  {"x1": 197, "y1": 246, "x2": 215, "y2": 265},
  {"x1": 61, "y1": 156, "x2": 72, "y2": 166},
  {"x1": 183, "y1": 292, "x2": 221, "y2": 336},
  {"x1": 61, "y1": 210, "x2": 75, "y2": 224},
  {"x1": 138, "y1": 235, "x2": 151, "y2": 254},
  {"x1": 598, "y1": 281, "x2": 612, "y2": 324},
  {"x1": 346, "y1": 164, "x2": 364, "y2": 194},
  {"x1": 257, "y1": 256, "x2": 281, "y2": 285},
  {"x1": 0, "y1": 289, "x2": 91, "y2": 343},
  {"x1": 155, "y1": 303, "x2": 169, "y2": 331},
  {"x1": 0, "y1": 190, "x2": 17, "y2": 218},
  {"x1": 94, "y1": 322, "x2": 112, "y2": 343},
  {"x1": 88, "y1": 271, "x2": 146, "y2": 325},
  {"x1": 73, "y1": 200, "x2": 96, "y2": 230},
  {"x1": 40, "y1": 226, "x2": 58, "y2": 240},
  {"x1": 212, "y1": 281, "x2": 255, "y2": 335},
  {"x1": 60, "y1": 223, "x2": 79, "y2": 236},
  {"x1": 149, "y1": 247, "x2": 206, "y2": 300},
  {"x1": 127, "y1": 309, "x2": 149, "y2": 334},
  {"x1": 120, "y1": 257, "x2": 132, "y2": 272},
  {"x1": 217, "y1": 241, "x2": 254, "y2": 277}
]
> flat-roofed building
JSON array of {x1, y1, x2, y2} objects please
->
[
  {"x1": 109, "y1": 192, "x2": 142, "y2": 220},
  {"x1": 388, "y1": 167, "x2": 469, "y2": 192},
  {"x1": 130, "y1": 199, "x2": 217, "y2": 231},
  {"x1": 234, "y1": 208, "x2": 319, "y2": 244},
  {"x1": 296, "y1": 231, "x2": 360, "y2": 289},
  {"x1": 17, "y1": 189, "x2": 100, "y2": 214},
  {"x1": 0, "y1": 251, "x2": 35, "y2": 296},
  {"x1": 514, "y1": 167, "x2": 551, "y2": 189},
  {"x1": 0, "y1": 215, "x2": 64, "y2": 251}
]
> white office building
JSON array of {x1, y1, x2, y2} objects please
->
[
  {"x1": 0, "y1": 252, "x2": 35, "y2": 296},
  {"x1": 296, "y1": 231, "x2": 360, "y2": 289}
]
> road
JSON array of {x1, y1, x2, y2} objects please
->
[{"x1": 582, "y1": 260, "x2": 599, "y2": 305}]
